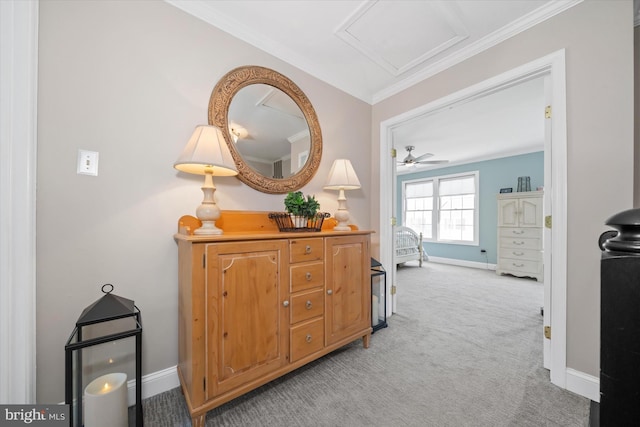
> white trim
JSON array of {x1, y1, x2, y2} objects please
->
[
  {"x1": 0, "y1": 0, "x2": 39, "y2": 404},
  {"x1": 427, "y1": 256, "x2": 496, "y2": 271},
  {"x1": 98, "y1": 362, "x2": 599, "y2": 409},
  {"x1": 547, "y1": 51, "x2": 568, "y2": 390},
  {"x1": 125, "y1": 366, "x2": 180, "y2": 406},
  {"x1": 566, "y1": 368, "x2": 600, "y2": 402},
  {"x1": 380, "y1": 49, "x2": 570, "y2": 394}
]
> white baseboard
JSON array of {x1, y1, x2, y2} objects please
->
[
  {"x1": 117, "y1": 361, "x2": 600, "y2": 408},
  {"x1": 126, "y1": 366, "x2": 179, "y2": 406},
  {"x1": 428, "y1": 256, "x2": 497, "y2": 271},
  {"x1": 566, "y1": 368, "x2": 600, "y2": 402}
]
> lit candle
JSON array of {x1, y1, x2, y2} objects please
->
[{"x1": 84, "y1": 373, "x2": 127, "y2": 427}]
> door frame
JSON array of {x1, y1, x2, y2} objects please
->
[
  {"x1": 0, "y1": 0, "x2": 39, "y2": 403},
  {"x1": 379, "y1": 49, "x2": 567, "y2": 389}
]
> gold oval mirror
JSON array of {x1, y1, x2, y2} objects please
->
[{"x1": 209, "y1": 66, "x2": 322, "y2": 194}]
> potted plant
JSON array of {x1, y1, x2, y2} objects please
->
[{"x1": 284, "y1": 191, "x2": 320, "y2": 228}]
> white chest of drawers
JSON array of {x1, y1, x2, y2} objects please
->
[{"x1": 496, "y1": 191, "x2": 543, "y2": 281}]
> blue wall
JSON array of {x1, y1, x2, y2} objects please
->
[{"x1": 396, "y1": 152, "x2": 544, "y2": 264}]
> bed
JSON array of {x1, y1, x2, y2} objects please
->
[{"x1": 395, "y1": 226, "x2": 425, "y2": 267}]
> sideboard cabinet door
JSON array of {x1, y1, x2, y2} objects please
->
[
  {"x1": 324, "y1": 235, "x2": 370, "y2": 346},
  {"x1": 205, "y1": 240, "x2": 290, "y2": 397}
]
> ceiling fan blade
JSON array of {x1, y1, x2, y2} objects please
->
[
  {"x1": 416, "y1": 160, "x2": 449, "y2": 164},
  {"x1": 413, "y1": 152, "x2": 434, "y2": 162}
]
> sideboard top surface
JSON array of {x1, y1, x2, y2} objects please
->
[{"x1": 175, "y1": 210, "x2": 372, "y2": 243}]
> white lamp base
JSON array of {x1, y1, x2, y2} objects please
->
[
  {"x1": 333, "y1": 189, "x2": 352, "y2": 231},
  {"x1": 194, "y1": 173, "x2": 223, "y2": 235}
]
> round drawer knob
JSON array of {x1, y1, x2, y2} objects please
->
[
  {"x1": 305, "y1": 334, "x2": 312, "y2": 343},
  {"x1": 283, "y1": 300, "x2": 289, "y2": 307},
  {"x1": 306, "y1": 300, "x2": 312, "y2": 309},
  {"x1": 305, "y1": 245, "x2": 312, "y2": 254},
  {"x1": 327, "y1": 289, "x2": 333, "y2": 295},
  {"x1": 305, "y1": 272, "x2": 312, "y2": 281}
]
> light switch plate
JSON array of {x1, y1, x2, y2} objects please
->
[{"x1": 77, "y1": 150, "x2": 99, "y2": 176}]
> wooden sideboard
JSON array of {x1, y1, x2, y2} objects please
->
[{"x1": 175, "y1": 212, "x2": 372, "y2": 426}]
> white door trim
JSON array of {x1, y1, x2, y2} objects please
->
[
  {"x1": 0, "y1": 0, "x2": 39, "y2": 403},
  {"x1": 379, "y1": 49, "x2": 568, "y2": 390}
]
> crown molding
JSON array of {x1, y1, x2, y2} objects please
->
[
  {"x1": 164, "y1": 0, "x2": 368, "y2": 102},
  {"x1": 166, "y1": 0, "x2": 583, "y2": 105},
  {"x1": 372, "y1": 0, "x2": 583, "y2": 103}
]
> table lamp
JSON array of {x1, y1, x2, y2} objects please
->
[
  {"x1": 174, "y1": 125, "x2": 238, "y2": 235},
  {"x1": 324, "y1": 159, "x2": 361, "y2": 231}
]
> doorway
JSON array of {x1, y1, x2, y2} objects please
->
[{"x1": 378, "y1": 50, "x2": 568, "y2": 390}]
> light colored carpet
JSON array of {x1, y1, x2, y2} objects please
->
[{"x1": 142, "y1": 262, "x2": 590, "y2": 426}]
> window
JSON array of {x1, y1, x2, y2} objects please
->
[
  {"x1": 403, "y1": 172, "x2": 479, "y2": 245},
  {"x1": 404, "y1": 180, "x2": 433, "y2": 239}
]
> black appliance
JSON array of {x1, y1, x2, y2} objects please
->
[{"x1": 599, "y1": 209, "x2": 640, "y2": 425}]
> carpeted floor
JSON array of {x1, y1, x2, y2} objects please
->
[{"x1": 139, "y1": 262, "x2": 590, "y2": 426}]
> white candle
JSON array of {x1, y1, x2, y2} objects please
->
[
  {"x1": 84, "y1": 373, "x2": 128, "y2": 427},
  {"x1": 372, "y1": 295, "x2": 379, "y2": 326}
]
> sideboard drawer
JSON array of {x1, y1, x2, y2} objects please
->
[
  {"x1": 291, "y1": 289, "x2": 324, "y2": 324},
  {"x1": 498, "y1": 259, "x2": 541, "y2": 275},
  {"x1": 499, "y1": 227, "x2": 540, "y2": 239},
  {"x1": 290, "y1": 238, "x2": 323, "y2": 263},
  {"x1": 499, "y1": 237, "x2": 541, "y2": 250},
  {"x1": 290, "y1": 318, "x2": 324, "y2": 362},
  {"x1": 500, "y1": 248, "x2": 541, "y2": 262},
  {"x1": 290, "y1": 261, "x2": 324, "y2": 293}
]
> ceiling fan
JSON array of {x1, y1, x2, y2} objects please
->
[{"x1": 397, "y1": 145, "x2": 449, "y2": 167}]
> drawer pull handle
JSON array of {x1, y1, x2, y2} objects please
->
[
  {"x1": 512, "y1": 263, "x2": 525, "y2": 267},
  {"x1": 327, "y1": 289, "x2": 333, "y2": 295},
  {"x1": 305, "y1": 272, "x2": 312, "y2": 281},
  {"x1": 513, "y1": 251, "x2": 525, "y2": 256},
  {"x1": 305, "y1": 245, "x2": 312, "y2": 254},
  {"x1": 283, "y1": 300, "x2": 289, "y2": 307},
  {"x1": 305, "y1": 334, "x2": 312, "y2": 343},
  {"x1": 512, "y1": 230, "x2": 525, "y2": 235},
  {"x1": 306, "y1": 300, "x2": 312, "y2": 309},
  {"x1": 512, "y1": 241, "x2": 525, "y2": 245}
]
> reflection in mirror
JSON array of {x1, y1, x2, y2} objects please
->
[
  {"x1": 228, "y1": 84, "x2": 310, "y2": 179},
  {"x1": 209, "y1": 65, "x2": 322, "y2": 194}
]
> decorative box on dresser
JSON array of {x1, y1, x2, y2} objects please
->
[
  {"x1": 175, "y1": 212, "x2": 372, "y2": 426},
  {"x1": 496, "y1": 191, "x2": 543, "y2": 281}
]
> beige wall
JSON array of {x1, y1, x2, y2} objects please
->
[
  {"x1": 36, "y1": 0, "x2": 636, "y2": 403},
  {"x1": 36, "y1": 0, "x2": 371, "y2": 402},
  {"x1": 372, "y1": 0, "x2": 634, "y2": 377}
]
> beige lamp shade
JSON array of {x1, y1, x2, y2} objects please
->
[
  {"x1": 174, "y1": 125, "x2": 238, "y2": 176},
  {"x1": 324, "y1": 159, "x2": 361, "y2": 190}
]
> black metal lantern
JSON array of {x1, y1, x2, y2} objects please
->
[
  {"x1": 65, "y1": 284, "x2": 143, "y2": 427},
  {"x1": 370, "y1": 258, "x2": 388, "y2": 333}
]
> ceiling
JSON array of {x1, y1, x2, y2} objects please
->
[
  {"x1": 164, "y1": 0, "x2": 634, "y2": 172},
  {"x1": 392, "y1": 75, "x2": 546, "y2": 174}
]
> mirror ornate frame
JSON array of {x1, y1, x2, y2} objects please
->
[{"x1": 209, "y1": 65, "x2": 322, "y2": 194}]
